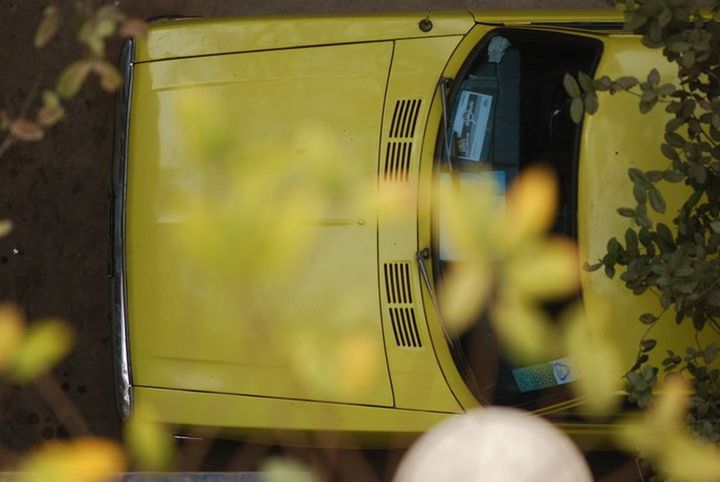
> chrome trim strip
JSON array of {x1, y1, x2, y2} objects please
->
[{"x1": 111, "y1": 38, "x2": 135, "y2": 419}]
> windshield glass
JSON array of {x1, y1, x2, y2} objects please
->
[{"x1": 433, "y1": 29, "x2": 602, "y2": 411}]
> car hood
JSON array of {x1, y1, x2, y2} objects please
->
[
  {"x1": 135, "y1": 12, "x2": 474, "y2": 62},
  {"x1": 125, "y1": 39, "x2": 402, "y2": 404}
]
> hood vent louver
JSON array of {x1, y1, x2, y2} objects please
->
[
  {"x1": 384, "y1": 99, "x2": 421, "y2": 183},
  {"x1": 389, "y1": 99, "x2": 422, "y2": 139},
  {"x1": 384, "y1": 262, "x2": 422, "y2": 348}
]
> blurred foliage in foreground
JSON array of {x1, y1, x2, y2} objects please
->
[
  {"x1": 0, "y1": 2, "x2": 147, "y2": 159},
  {"x1": 4, "y1": 1, "x2": 720, "y2": 481},
  {"x1": 565, "y1": 0, "x2": 720, "y2": 479}
]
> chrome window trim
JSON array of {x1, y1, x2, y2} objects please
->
[{"x1": 111, "y1": 38, "x2": 135, "y2": 419}]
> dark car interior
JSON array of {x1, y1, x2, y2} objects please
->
[{"x1": 433, "y1": 28, "x2": 603, "y2": 411}]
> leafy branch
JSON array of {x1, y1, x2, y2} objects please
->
[{"x1": 0, "y1": 4, "x2": 147, "y2": 159}]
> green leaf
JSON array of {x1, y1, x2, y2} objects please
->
[
  {"x1": 570, "y1": 97, "x2": 584, "y2": 124},
  {"x1": 563, "y1": 73, "x2": 581, "y2": 98},
  {"x1": 665, "y1": 131, "x2": 686, "y2": 147},
  {"x1": 640, "y1": 313, "x2": 658, "y2": 324},
  {"x1": 34, "y1": 5, "x2": 60, "y2": 49},
  {"x1": 625, "y1": 228, "x2": 639, "y2": 254},
  {"x1": 634, "y1": 182, "x2": 647, "y2": 203},
  {"x1": 669, "y1": 41, "x2": 692, "y2": 53},
  {"x1": 578, "y1": 72, "x2": 594, "y2": 93},
  {"x1": 657, "y1": 8, "x2": 672, "y2": 27},
  {"x1": 704, "y1": 344, "x2": 719, "y2": 363},
  {"x1": 648, "y1": 68, "x2": 660, "y2": 86},
  {"x1": 56, "y1": 60, "x2": 92, "y2": 99},
  {"x1": 688, "y1": 163, "x2": 708, "y2": 184},
  {"x1": 594, "y1": 76, "x2": 612, "y2": 90},
  {"x1": 616, "y1": 76, "x2": 639, "y2": 89},
  {"x1": 629, "y1": 168, "x2": 652, "y2": 187},
  {"x1": 647, "y1": 170, "x2": 663, "y2": 182},
  {"x1": 641, "y1": 89, "x2": 658, "y2": 103},
  {"x1": 584, "y1": 261, "x2": 603, "y2": 271},
  {"x1": 666, "y1": 117, "x2": 684, "y2": 132},
  {"x1": 640, "y1": 98, "x2": 658, "y2": 113},
  {"x1": 625, "y1": 12, "x2": 648, "y2": 31},
  {"x1": 656, "y1": 223, "x2": 674, "y2": 244},
  {"x1": 640, "y1": 339, "x2": 657, "y2": 353},
  {"x1": 649, "y1": 187, "x2": 666, "y2": 213},
  {"x1": 682, "y1": 50, "x2": 696, "y2": 69},
  {"x1": 657, "y1": 83, "x2": 676, "y2": 97},
  {"x1": 608, "y1": 237, "x2": 622, "y2": 257},
  {"x1": 663, "y1": 169, "x2": 684, "y2": 182},
  {"x1": 584, "y1": 92, "x2": 599, "y2": 115},
  {"x1": 636, "y1": 208, "x2": 653, "y2": 228},
  {"x1": 710, "y1": 221, "x2": 720, "y2": 233},
  {"x1": 618, "y1": 207, "x2": 636, "y2": 217},
  {"x1": 661, "y1": 143, "x2": 679, "y2": 161}
]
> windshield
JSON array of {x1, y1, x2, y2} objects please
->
[{"x1": 433, "y1": 29, "x2": 602, "y2": 411}]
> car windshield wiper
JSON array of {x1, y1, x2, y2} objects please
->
[
  {"x1": 416, "y1": 248, "x2": 484, "y2": 402},
  {"x1": 439, "y1": 77, "x2": 457, "y2": 174}
]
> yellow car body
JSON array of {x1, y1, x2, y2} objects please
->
[{"x1": 111, "y1": 9, "x2": 712, "y2": 447}]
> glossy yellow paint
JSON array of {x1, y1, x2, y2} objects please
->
[
  {"x1": 127, "y1": 42, "x2": 395, "y2": 406},
  {"x1": 377, "y1": 36, "x2": 465, "y2": 413},
  {"x1": 578, "y1": 36, "x2": 720, "y2": 370},
  {"x1": 135, "y1": 12, "x2": 475, "y2": 62},
  {"x1": 470, "y1": 9, "x2": 623, "y2": 25},
  {"x1": 125, "y1": 10, "x2": 711, "y2": 445},
  {"x1": 135, "y1": 386, "x2": 449, "y2": 446},
  {"x1": 416, "y1": 23, "x2": 499, "y2": 413}
]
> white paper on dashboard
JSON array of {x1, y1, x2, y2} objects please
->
[{"x1": 452, "y1": 91, "x2": 493, "y2": 162}]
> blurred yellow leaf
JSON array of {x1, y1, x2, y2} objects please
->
[
  {"x1": 9, "y1": 319, "x2": 73, "y2": 383},
  {"x1": 493, "y1": 293, "x2": 557, "y2": 363},
  {"x1": 439, "y1": 262, "x2": 492, "y2": 333},
  {"x1": 10, "y1": 119, "x2": 44, "y2": 142},
  {"x1": 338, "y1": 329, "x2": 380, "y2": 397},
  {"x1": 125, "y1": 407, "x2": 174, "y2": 471},
  {"x1": 506, "y1": 166, "x2": 557, "y2": 243},
  {"x1": 261, "y1": 457, "x2": 318, "y2": 482},
  {"x1": 56, "y1": 61, "x2": 92, "y2": 99},
  {"x1": 660, "y1": 434, "x2": 720, "y2": 482},
  {"x1": 78, "y1": 11, "x2": 118, "y2": 57},
  {"x1": 562, "y1": 304, "x2": 622, "y2": 417},
  {"x1": 653, "y1": 375, "x2": 690, "y2": 429},
  {"x1": 37, "y1": 90, "x2": 65, "y2": 127},
  {"x1": 0, "y1": 304, "x2": 24, "y2": 370},
  {"x1": 0, "y1": 219, "x2": 13, "y2": 238},
  {"x1": 506, "y1": 237, "x2": 580, "y2": 300},
  {"x1": 119, "y1": 19, "x2": 148, "y2": 39},
  {"x1": 95, "y1": 5, "x2": 126, "y2": 23},
  {"x1": 34, "y1": 5, "x2": 60, "y2": 49},
  {"x1": 92, "y1": 61, "x2": 122, "y2": 92},
  {"x1": 20, "y1": 437, "x2": 125, "y2": 482},
  {"x1": 94, "y1": 20, "x2": 116, "y2": 38},
  {"x1": 437, "y1": 173, "x2": 502, "y2": 260},
  {"x1": 618, "y1": 377, "x2": 720, "y2": 482}
]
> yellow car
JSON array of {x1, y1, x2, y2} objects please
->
[{"x1": 110, "y1": 9, "x2": 708, "y2": 446}]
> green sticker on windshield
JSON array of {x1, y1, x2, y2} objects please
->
[{"x1": 512, "y1": 357, "x2": 579, "y2": 393}]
